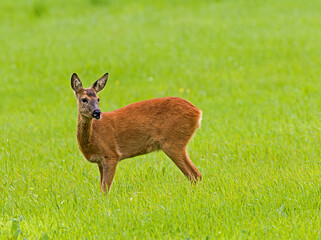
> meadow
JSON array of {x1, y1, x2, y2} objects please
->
[{"x1": 1, "y1": 0, "x2": 321, "y2": 238}]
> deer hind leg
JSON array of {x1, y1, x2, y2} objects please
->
[
  {"x1": 100, "y1": 158, "x2": 118, "y2": 193},
  {"x1": 162, "y1": 145, "x2": 202, "y2": 182}
]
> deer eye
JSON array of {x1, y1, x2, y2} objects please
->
[
  {"x1": 81, "y1": 98, "x2": 88, "y2": 103},
  {"x1": 98, "y1": 98, "x2": 100, "y2": 102}
]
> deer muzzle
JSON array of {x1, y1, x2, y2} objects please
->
[{"x1": 92, "y1": 109, "x2": 101, "y2": 119}]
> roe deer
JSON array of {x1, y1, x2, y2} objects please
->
[{"x1": 71, "y1": 73, "x2": 202, "y2": 193}]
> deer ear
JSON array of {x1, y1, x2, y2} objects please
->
[
  {"x1": 91, "y1": 73, "x2": 108, "y2": 93},
  {"x1": 71, "y1": 73, "x2": 83, "y2": 93}
]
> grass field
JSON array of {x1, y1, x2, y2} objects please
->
[{"x1": 1, "y1": 0, "x2": 321, "y2": 239}]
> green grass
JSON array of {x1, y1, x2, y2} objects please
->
[{"x1": 1, "y1": 0, "x2": 321, "y2": 238}]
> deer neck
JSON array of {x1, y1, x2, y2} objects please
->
[{"x1": 77, "y1": 114, "x2": 93, "y2": 152}]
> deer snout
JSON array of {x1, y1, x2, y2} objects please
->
[{"x1": 92, "y1": 109, "x2": 101, "y2": 119}]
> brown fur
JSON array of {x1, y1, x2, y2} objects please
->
[{"x1": 72, "y1": 73, "x2": 202, "y2": 193}]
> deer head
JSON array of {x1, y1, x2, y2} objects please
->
[{"x1": 71, "y1": 73, "x2": 108, "y2": 119}]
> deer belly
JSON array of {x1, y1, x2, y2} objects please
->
[{"x1": 117, "y1": 134, "x2": 162, "y2": 160}]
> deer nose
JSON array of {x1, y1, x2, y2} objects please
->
[{"x1": 92, "y1": 109, "x2": 101, "y2": 119}]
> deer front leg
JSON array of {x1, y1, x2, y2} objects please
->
[
  {"x1": 101, "y1": 158, "x2": 118, "y2": 193},
  {"x1": 98, "y1": 163, "x2": 103, "y2": 186}
]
